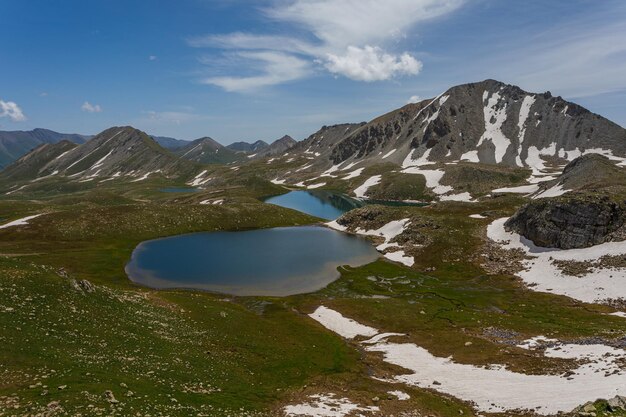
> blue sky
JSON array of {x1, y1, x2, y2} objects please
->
[{"x1": 1, "y1": 0, "x2": 625, "y2": 143}]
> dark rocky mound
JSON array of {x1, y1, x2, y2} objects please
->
[{"x1": 504, "y1": 193, "x2": 626, "y2": 249}]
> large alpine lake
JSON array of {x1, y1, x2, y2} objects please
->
[{"x1": 126, "y1": 225, "x2": 379, "y2": 296}]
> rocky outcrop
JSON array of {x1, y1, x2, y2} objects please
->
[
  {"x1": 505, "y1": 193, "x2": 626, "y2": 249},
  {"x1": 539, "y1": 153, "x2": 626, "y2": 193}
]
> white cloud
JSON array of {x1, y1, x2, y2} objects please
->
[
  {"x1": 0, "y1": 99, "x2": 26, "y2": 122},
  {"x1": 81, "y1": 101, "x2": 102, "y2": 113},
  {"x1": 202, "y1": 51, "x2": 310, "y2": 92},
  {"x1": 325, "y1": 45, "x2": 422, "y2": 81},
  {"x1": 188, "y1": 0, "x2": 465, "y2": 91},
  {"x1": 140, "y1": 110, "x2": 209, "y2": 126},
  {"x1": 265, "y1": 0, "x2": 465, "y2": 49},
  {"x1": 149, "y1": 55, "x2": 157, "y2": 61},
  {"x1": 407, "y1": 95, "x2": 421, "y2": 104}
]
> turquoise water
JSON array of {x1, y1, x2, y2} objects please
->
[
  {"x1": 159, "y1": 187, "x2": 199, "y2": 193},
  {"x1": 126, "y1": 226, "x2": 379, "y2": 296},
  {"x1": 263, "y1": 190, "x2": 427, "y2": 220},
  {"x1": 263, "y1": 190, "x2": 363, "y2": 220}
]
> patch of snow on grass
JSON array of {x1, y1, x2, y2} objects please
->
[
  {"x1": 388, "y1": 390, "x2": 410, "y2": 400},
  {"x1": 493, "y1": 184, "x2": 540, "y2": 194},
  {"x1": 342, "y1": 168, "x2": 364, "y2": 180},
  {"x1": 469, "y1": 214, "x2": 487, "y2": 219},
  {"x1": 356, "y1": 219, "x2": 415, "y2": 266},
  {"x1": 131, "y1": 170, "x2": 159, "y2": 182},
  {"x1": 284, "y1": 393, "x2": 379, "y2": 417},
  {"x1": 309, "y1": 306, "x2": 378, "y2": 339},
  {"x1": 0, "y1": 214, "x2": 43, "y2": 230},
  {"x1": 188, "y1": 170, "x2": 208, "y2": 186},
  {"x1": 307, "y1": 182, "x2": 326, "y2": 189},
  {"x1": 354, "y1": 175, "x2": 381, "y2": 198},
  {"x1": 488, "y1": 217, "x2": 626, "y2": 303},
  {"x1": 271, "y1": 178, "x2": 286, "y2": 185},
  {"x1": 383, "y1": 250, "x2": 415, "y2": 266},
  {"x1": 401, "y1": 167, "x2": 452, "y2": 195},
  {"x1": 440, "y1": 192, "x2": 476, "y2": 203}
]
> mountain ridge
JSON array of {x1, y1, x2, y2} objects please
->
[{"x1": 0, "y1": 128, "x2": 90, "y2": 169}]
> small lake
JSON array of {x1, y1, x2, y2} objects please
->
[
  {"x1": 263, "y1": 190, "x2": 427, "y2": 220},
  {"x1": 263, "y1": 190, "x2": 364, "y2": 220},
  {"x1": 126, "y1": 226, "x2": 379, "y2": 296},
  {"x1": 159, "y1": 187, "x2": 199, "y2": 193}
]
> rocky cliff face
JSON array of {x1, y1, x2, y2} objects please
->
[{"x1": 504, "y1": 194, "x2": 626, "y2": 249}]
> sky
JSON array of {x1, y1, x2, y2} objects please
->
[{"x1": 1, "y1": 0, "x2": 625, "y2": 143}]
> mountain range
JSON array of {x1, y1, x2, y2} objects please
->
[{"x1": 2, "y1": 79, "x2": 625, "y2": 199}]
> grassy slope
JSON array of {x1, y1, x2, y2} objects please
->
[{"x1": 1, "y1": 174, "x2": 626, "y2": 416}]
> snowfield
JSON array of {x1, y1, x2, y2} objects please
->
[
  {"x1": 309, "y1": 306, "x2": 626, "y2": 415},
  {"x1": 488, "y1": 217, "x2": 626, "y2": 304}
]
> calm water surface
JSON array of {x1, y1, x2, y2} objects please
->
[
  {"x1": 263, "y1": 190, "x2": 363, "y2": 220},
  {"x1": 263, "y1": 190, "x2": 427, "y2": 220},
  {"x1": 159, "y1": 187, "x2": 199, "y2": 193},
  {"x1": 126, "y1": 226, "x2": 379, "y2": 296}
]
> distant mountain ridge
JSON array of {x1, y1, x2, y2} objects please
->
[
  {"x1": 226, "y1": 140, "x2": 269, "y2": 153},
  {"x1": 1, "y1": 126, "x2": 197, "y2": 182},
  {"x1": 253, "y1": 135, "x2": 297, "y2": 158},
  {"x1": 0, "y1": 128, "x2": 90, "y2": 169},
  {"x1": 175, "y1": 137, "x2": 244, "y2": 165},
  {"x1": 152, "y1": 136, "x2": 189, "y2": 150}
]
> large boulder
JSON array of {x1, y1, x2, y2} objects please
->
[{"x1": 504, "y1": 193, "x2": 626, "y2": 249}]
